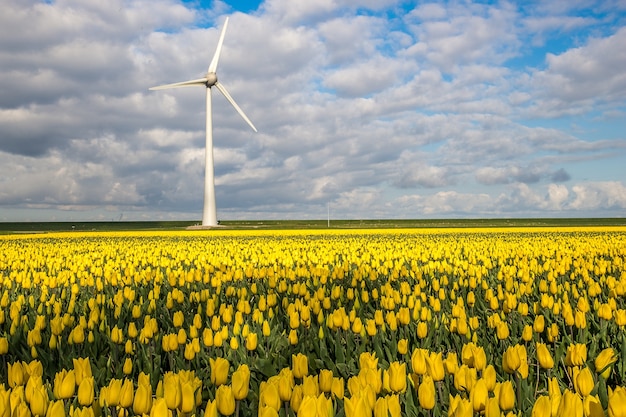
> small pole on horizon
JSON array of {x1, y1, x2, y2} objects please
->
[{"x1": 327, "y1": 202, "x2": 330, "y2": 228}]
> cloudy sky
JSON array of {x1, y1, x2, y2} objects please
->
[{"x1": 1, "y1": 0, "x2": 625, "y2": 222}]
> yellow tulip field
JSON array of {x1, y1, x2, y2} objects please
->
[{"x1": 1, "y1": 227, "x2": 626, "y2": 417}]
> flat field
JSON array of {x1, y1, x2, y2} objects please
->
[{"x1": 1, "y1": 223, "x2": 626, "y2": 416}]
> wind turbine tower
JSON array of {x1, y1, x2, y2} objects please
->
[{"x1": 150, "y1": 17, "x2": 257, "y2": 227}]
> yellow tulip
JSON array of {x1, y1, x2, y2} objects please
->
[
  {"x1": 232, "y1": 364, "x2": 250, "y2": 401},
  {"x1": 595, "y1": 347, "x2": 618, "y2": 379},
  {"x1": 387, "y1": 362, "x2": 406, "y2": 393},
  {"x1": 258, "y1": 405, "x2": 279, "y2": 417},
  {"x1": 318, "y1": 370, "x2": 333, "y2": 393},
  {"x1": 418, "y1": 375, "x2": 435, "y2": 410},
  {"x1": 121, "y1": 357, "x2": 132, "y2": 375},
  {"x1": 373, "y1": 396, "x2": 388, "y2": 417},
  {"x1": 45, "y1": 400, "x2": 65, "y2": 417},
  {"x1": 105, "y1": 379, "x2": 122, "y2": 407},
  {"x1": 260, "y1": 381, "x2": 281, "y2": 411},
  {"x1": 133, "y1": 382, "x2": 152, "y2": 415},
  {"x1": 72, "y1": 358, "x2": 92, "y2": 386},
  {"x1": 557, "y1": 389, "x2": 583, "y2": 416},
  {"x1": 411, "y1": 349, "x2": 427, "y2": 375},
  {"x1": 548, "y1": 377, "x2": 561, "y2": 417},
  {"x1": 416, "y1": 321, "x2": 428, "y2": 339},
  {"x1": 203, "y1": 400, "x2": 218, "y2": 417},
  {"x1": 426, "y1": 352, "x2": 445, "y2": 381},
  {"x1": 498, "y1": 381, "x2": 515, "y2": 411},
  {"x1": 397, "y1": 339, "x2": 408, "y2": 355},
  {"x1": 53, "y1": 370, "x2": 75, "y2": 400},
  {"x1": 344, "y1": 395, "x2": 371, "y2": 417},
  {"x1": 290, "y1": 385, "x2": 303, "y2": 413},
  {"x1": 536, "y1": 342, "x2": 554, "y2": 369},
  {"x1": 443, "y1": 352, "x2": 458, "y2": 375},
  {"x1": 77, "y1": 377, "x2": 94, "y2": 406},
  {"x1": 331, "y1": 377, "x2": 345, "y2": 400},
  {"x1": 1, "y1": 387, "x2": 10, "y2": 417},
  {"x1": 297, "y1": 396, "x2": 317, "y2": 417},
  {"x1": 292, "y1": 353, "x2": 308, "y2": 379},
  {"x1": 359, "y1": 352, "x2": 379, "y2": 371},
  {"x1": 162, "y1": 373, "x2": 181, "y2": 410},
  {"x1": 209, "y1": 358, "x2": 229, "y2": 387},
  {"x1": 502, "y1": 346, "x2": 521, "y2": 375},
  {"x1": 471, "y1": 379, "x2": 488, "y2": 412},
  {"x1": 533, "y1": 315, "x2": 545, "y2": 333},
  {"x1": 245, "y1": 333, "x2": 258, "y2": 351},
  {"x1": 119, "y1": 379, "x2": 134, "y2": 409},
  {"x1": 532, "y1": 396, "x2": 551, "y2": 417},
  {"x1": 0, "y1": 337, "x2": 8, "y2": 355},
  {"x1": 302, "y1": 375, "x2": 319, "y2": 398},
  {"x1": 150, "y1": 398, "x2": 172, "y2": 417},
  {"x1": 288, "y1": 330, "x2": 298, "y2": 345},
  {"x1": 609, "y1": 386, "x2": 626, "y2": 417},
  {"x1": 583, "y1": 395, "x2": 604, "y2": 417},
  {"x1": 216, "y1": 385, "x2": 235, "y2": 416},
  {"x1": 565, "y1": 343, "x2": 587, "y2": 367},
  {"x1": 574, "y1": 367, "x2": 594, "y2": 398},
  {"x1": 179, "y1": 379, "x2": 196, "y2": 413},
  {"x1": 8, "y1": 362, "x2": 26, "y2": 388},
  {"x1": 29, "y1": 385, "x2": 48, "y2": 417},
  {"x1": 453, "y1": 365, "x2": 475, "y2": 393},
  {"x1": 485, "y1": 397, "x2": 500, "y2": 417},
  {"x1": 483, "y1": 365, "x2": 496, "y2": 392},
  {"x1": 278, "y1": 369, "x2": 294, "y2": 402}
]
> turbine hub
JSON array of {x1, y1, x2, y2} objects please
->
[{"x1": 205, "y1": 72, "x2": 217, "y2": 87}]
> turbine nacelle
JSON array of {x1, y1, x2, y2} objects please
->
[{"x1": 205, "y1": 72, "x2": 217, "y2": 87}]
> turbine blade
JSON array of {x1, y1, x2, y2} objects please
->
[
  {"x1": 149, "y1": 78, "x2": 208, "y2": 90},
  {"x1": 208, "y1": 17, "x2": 229, "y2": 73},
  {"x1": 214, "y1": 81, "x2": 258, "y2": 132}
]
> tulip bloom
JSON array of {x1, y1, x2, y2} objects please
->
[
  {"x1": 53, "y1": 370, "x2": 75, "y2": 400},
  {"x1": 532, "y1": 396, "x2": 551, "y2": 417},
  {"x1": 133, "y1": 382, "x2": 153, "y2": 415},
  {"x1": 216, "y1": 385, "x2": 236, "y2": 416},
  {"x1": 46, "y1": 400, "x2": 65, "y2": 417},
  {"x1": 386, "y1": 362, "x2": 406, "y2": 393},
  {"x1": 209, "y1": 358, "x2": 230, "y2": 387},
  {"x1": 471, "y1": 379, "x2": 488, "y2": 412},
  {"x1": 344, "y1": 395, "x2": 372, "y2": 417},
  {"x1": 418, "y1": 375, "x2": 435, "y2": 410},
  {"x1": 292, "y1": 353, "x2": 309, "y2": 379},
  {"x1": 331, "y1": 377, "x2": 345, "y2": 400},
  {"x1": 29, "y1": 385, "x2": 48, "y2": 417},
  {"x1": 595, "y1": 348, "x2": 618, "y2": 379},
  {"x1": 557, "y1": 389, "x2": 583, "y2": 416},
  {"x1": 77, "y1": 377, "x2": 95, "y2": 406},
  {"x1": 574, "y1": 367, "x2": 594, "y2": 398},
  {"x1": 609, "y1": 386, "x2": 626, "y2": 417},
  {"x1": 232, "y1": 364, "x2": 250, "y2": 401},
  {"x1": 245, "y1": 333, "x2": 258, "y2": 351},
  {"x1": 8, "y1": 362, "x2": 26, "y2": 388},
  {"x1": 150, "y1": 398, "x2": 172, "y2": 417},
  {"x1": 119, "y1": 379, "x2": 134, "y2": 409},
  {"x1": 536, "y1": 342, "x2": 554, "y2": 369},
  {"x1": 565, "y1": 344, "x2": 587, "y2": 367},
  {"x1": 498, "y1": 381, "x2": 515, "y2": 411},
  {"x1": 426, "y1": 352, "x2": 445, "y2": 381},
  {"x1": 72, "y1": 358, "x2": 92, "y2": 386},
  {"x1": 318, "y1": 370, "x2": 333, "y2": 393}
]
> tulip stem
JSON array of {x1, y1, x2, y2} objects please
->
[
  {"x1": 235, "y1": 400, "x2": 240, "y2": 417},
  {"x1": 437, "y1": 380, "x2": 443, "y2": 406}
]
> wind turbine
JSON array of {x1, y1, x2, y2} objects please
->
[{"x1": 149, "y1": 17, "x2": 257, "y2": 227}]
